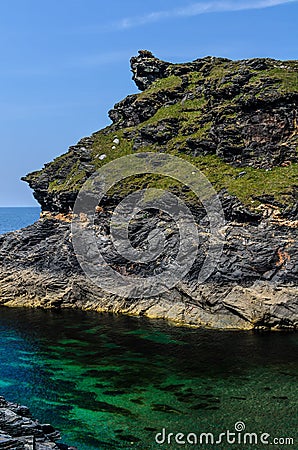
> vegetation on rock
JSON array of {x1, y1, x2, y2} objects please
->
[
  {"x1": 1, "y1": 51, "x2": 297, "y2": 330},
  {"x1": 23, "y1": 51, "x2": 297, "y2": 214}
]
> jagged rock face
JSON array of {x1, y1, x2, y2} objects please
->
[
  {"x1": 112, "y1": 52, "x2": 298, "y2": 167},
  {"x1": 108, "y1": 93, "x2": 161, "y2": 127},
  {"x1": 0, "y1": 396, "x2": 76, "y2": 449},
  {"x1": 130, "y1": 50, "x2": 169, "y2": 91},
  {"x1": 23, "y1": 136, "x2": 95, "y2": 213},
  {"x1": 0, "y1": 192, "x2": 297, "y2": 329},
  {"x1": 1, "y1": 51, "x2": 297, "y2": 329},
  {"x1": 22, "y1": 51, "x2": 298, "y2": 215},
  {"x1": 212, "y1": 101, "x2": 298, "y2": 166}
]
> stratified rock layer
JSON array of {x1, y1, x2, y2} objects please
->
[
  {"x1": 0, "y1": 51, "x2": 297, "y2": 329},
  {"x1": 0, "y1": 397, "x2": 76, "y2": 449},
  {"x1": 0, "y1": 197, "x2": 297, "y2": 329}
]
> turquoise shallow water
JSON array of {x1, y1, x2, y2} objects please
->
[{"x1": 0, "y1": 308, "x2": 297, "y2": 449}]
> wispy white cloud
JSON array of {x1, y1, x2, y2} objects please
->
[{"x1": 114, "y1": 0, "x2": 297, "y2": 30}]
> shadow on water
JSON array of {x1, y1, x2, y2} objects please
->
[{"x1": 0, "y1": 308, "x2": 297, "y2": 449}]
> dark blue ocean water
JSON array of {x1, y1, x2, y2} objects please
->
[{"x1": 0, "y1": 207, "x2": 40, "y2": 235}]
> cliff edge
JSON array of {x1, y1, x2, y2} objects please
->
[{"x1": 0, "y1": 51, "x2": 297, "y2": 329}]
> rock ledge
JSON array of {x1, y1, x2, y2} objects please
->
[{"x1": 0, "y1": 397, "x2": 76, "y2": 450}]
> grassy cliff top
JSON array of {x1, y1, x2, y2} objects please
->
[{"x1": 23, "y1": 51, "x2": 298, "y2": 213}]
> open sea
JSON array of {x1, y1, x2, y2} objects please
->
[
  {"x1": 0, "y1": 206, "x2": 40, "y2": 235},
  {"x1": 0, "y1": 208, "x2": 297, "y2": 449}
]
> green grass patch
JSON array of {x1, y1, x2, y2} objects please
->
[
  {"x1": 249, "y1": 67, "x2": 298, "y2": 93},
  {"x1": 137, "y1": 75, "x2": 182, "y2": 100},
  {"x1": 49, "y1": 162, "x2": 87, "y2": 192},
  {"x1": 193, "y1": 155, "x2": 298, "y2": 207},
  {"x1": 136, "y1": 96, "x2": 207, "y2": 128},
  {"x1": 42, "y1": 59, "x2": 297, "y2": 208}
]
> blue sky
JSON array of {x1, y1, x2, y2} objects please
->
[{"x1": 0, "y1": 0, "x2": 297, "y2": 206}]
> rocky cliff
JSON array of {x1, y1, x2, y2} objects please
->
[
  {"x1": 0, "y1": 396, "x2": 76, "y2": 449},
  {"x1": 0, "y1": 50, "x2": 297, "y2": 329}
]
